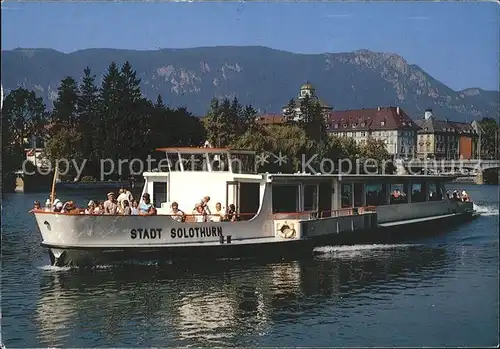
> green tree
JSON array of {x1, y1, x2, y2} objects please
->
[
  {"x1": 204, "y1": 98, "x2": 234, "y2": 147},
  {"x1": 99, "y1": 61, "x2": 124, "y2": 178},
  {"x1": 478, "y1": 117, "x2": 499, "y2": 159},
  {"x1": 359, "y1": 137, "x2": 392, "y2": 173},
  {"x1": 77, "y1": 67, "x2": 100, "y2": 178},
  {"x1": 2, "y1": 88, "x2": 47, "y2": 151},
  {"x1": 299, "y1": 94, "x2": 327, "y2": 144},
  {"x1": 282, "y1": 98, "x2": 297, "y2": 124},
  {"x1": 51, "y1": 76, "x2": 79, "y2": 128},
  {"x1": 43, "y1": 128, "x2": 83, "y2": 180}
]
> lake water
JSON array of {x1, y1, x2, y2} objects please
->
[{"x1": 1, "y1": 183, "x2": 498, "y2": 347}]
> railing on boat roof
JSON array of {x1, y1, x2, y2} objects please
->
[{"x1": 153, "y1": 147, "x2": 257, "y2": 173}]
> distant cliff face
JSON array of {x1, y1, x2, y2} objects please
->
[{"x1": 1, "y1": 46, "x2": 498, "y2": 121}]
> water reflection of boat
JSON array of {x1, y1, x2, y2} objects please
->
[{"x1": 34, "y1": 247, "x2": 447, "y2": 346}]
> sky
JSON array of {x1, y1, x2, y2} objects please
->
[{"x1": 1, "y1": 1, "x2": 499, "y2": 91}]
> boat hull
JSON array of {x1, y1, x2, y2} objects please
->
[{"x1": 42, "y1": 211, "x2": 476, "y2": 267}]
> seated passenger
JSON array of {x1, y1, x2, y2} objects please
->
[
  {"x1": 169, "y1": 202, "x2": 185, "y2": 222},
  {"x1": 131, "y1": 200, "x2": 139, "y2": 215},
  {"x1": 139, "y1": 193, "x2": 153, "y2": 215},
  {"x1": 44, "y1": 199, "x2": 52, "y2": 212},
  {"x1": 85, "y1": 200, "x2": 96, "y2": 214},
  {"x1": 150, "y1": 202, "x2": 158, "y2": 215},
  {"x1": 122, "y1": 200, "x2": 132, "y2": 215},
  {"x1": 461, "y1": 190, "x2": 469, "y2": 202},
  {"x1": 97, "y1": 202, "x2": 105, "y2": 214},
  {"x1": 117, "y1": 188, "x2": 128, "y2": 211},
  {"x1": 64, "y1": 201, "x2": 79, "y2": 214},
  {"x1": 226, "y1": 204, "x2": 238, "y2": 222},
  {"x1": 210, "y1": 202, "x2": 225, "y2": 222},
  {"x1": 104, "y1": 192, "x2": 119, "y2": 215},
  {"x1": 194, "y1": 205, "x2": 207, "y2": 222},
  {"x1": 49, "y1": 193, "x2": 62, "y2": 210},
  {"x1": 32, "y1": 200, "x2": 41, "y2": 211},
  {"x1": 53, "y1": 201, "x2": 63, "y2": 213}
]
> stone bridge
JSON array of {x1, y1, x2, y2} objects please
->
[
  {"x1": 397, "y1": 159, "x2": 500, "y2": 184},
  {"x1": 401, "y1": 159, "x2": 500, "y2": 171}
]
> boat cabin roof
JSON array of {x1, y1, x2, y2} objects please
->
[
  {"x1": 156, "y1": 147, "x2": 256, "y2": 155},
  {"x1": 153, "y1": 147, "x2": 257, "y2": 173}
]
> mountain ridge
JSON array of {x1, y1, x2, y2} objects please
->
[{"x1": 2, "y1": 46, "x2": 498, "y2": 121}]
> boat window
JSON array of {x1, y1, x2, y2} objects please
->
[
  {"x1": 159, "y1": 153, "x2": 178, "y2": 171},
  {"x1": 389, "y1": 183, "x2": 408, "y2": 204},
  {"x1": 304, "y1": 184, "x2": 318, "y2": 211},
  {"x1": 427, "y1": 181, "x2": 440, "y2": 201},
  {"x1": 436, "y1": 182, "x2": 445, "y2": 200},
  {"x1": 341, "y1": 183, "x2": 353, "y2": 208},
  {"x1": 354, "y1": 183, "x2": 364, "y2": 207},
  {"x1": 365, "y1": 183, "x2": 387, "y2": 206},
  {"x1": 272, "y1": 185, "x2": 298, "y2": 213},
  {"x1": 177, "y1": 153, "x2": 209, "y2": 171},
  {"x1": 208, "y1": 153, "x2": 229, "y2": 172},
  {"x1": 153, "y1": 182, "x2": 167, "y2": 208},
  {"x1": 411, "y1": 182, "x2": 426, "y2": 203},
  {"x1": 230, "y1": 153, "x2": 256, "y2": 174}
]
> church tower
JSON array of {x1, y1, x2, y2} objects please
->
[{"x1": 299, "y1": 82, "x2": 315, "y2": 99}]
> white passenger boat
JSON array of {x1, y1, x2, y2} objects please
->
[{"x1": 32, "y1": 147, "x2": 477, "y2": 267}]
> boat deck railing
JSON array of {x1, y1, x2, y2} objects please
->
[
  {"x1": 32, "y1": 206, "x2": 378, "y2": 221},
  {"x1": 273, "y1": 206, "x2": 377, "y2": 220}
]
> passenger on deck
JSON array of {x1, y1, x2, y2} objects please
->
[
  {"x1": 85, "y1": 200, "x2": 96, "y2": 214},
  {"x1": 97, "y1": 201, "x2": 105, "y2": 214},
  {"x1": 122, "y1": 200, "x2": 132, "y2": 215},
  {"x1": 131, "y1": 200, "x2": 139, "y2": 215},
  {"x1": 139, "y1": 193, "x2": 153, "y2": 215},
  {"x1": 63, "y1": 201, "x2": 79, "y2": 214},
  {"x1": 150, "y1": 202, "x2": 158, "y2": 215},
  {"x1": 169, "y1": 202, "x2": 185, "y2": 222},
  {"x1": 461, "y1": 190, "x2": 469, "y2": 202},
  {"x1": 200, "y1": 196, "x2": 211, "y2": 214},
  {"x1": 211, "y1": 202, "x2": 225, "y2": 222},
  {"x1": 44, "y1": 199, "x2": 52, "y2": 212},
  {"x1": 117, "y1": 189, "x2": 128, "y2": 213},
  {"x1": 104, "y1": 192, "x2": 119, "y2": 215},
  {"x1": 49, "y1": 193, "x2": 62, "y2": 210},
  {"x1": 32, "y1": 200, "x2": 41, "y2": 211},
  {"x1": 124, "y1": 188, "x2": 134, "y2": 202},
  {"x1": 194, "y1": 204, "x2": 207, "y2": 222},
  {"x1": 226, "y1": 204, "x2": 238, "y2": 222},
  {"x1": 53, "y1": 201, "x2": 63, "y2": 213}
]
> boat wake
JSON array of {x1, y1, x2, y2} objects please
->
[
  {"x1": 473, "y1": 203, "x2": 499, "y2": 216},
  {"x1": 38, "y1": 265, "x2": 75, "y2": 272},
  {"x1": 313, "y1": 243, "x2": 417, "y2": 259}
]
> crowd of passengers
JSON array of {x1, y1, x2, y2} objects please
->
[
  {"x1": 447, "y1": 190, "x2": 470, "y2": 202},
  {"x1": 31, "y1": 189, "x2": 239, "y2": 222}
]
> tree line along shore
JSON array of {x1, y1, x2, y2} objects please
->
[{"x1": 2, "y1": 60, "x2": 498, "y2": 187}]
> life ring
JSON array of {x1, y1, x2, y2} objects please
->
[{"x1": 278, "y1": 223, "x2": 296, "y2": 239}]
